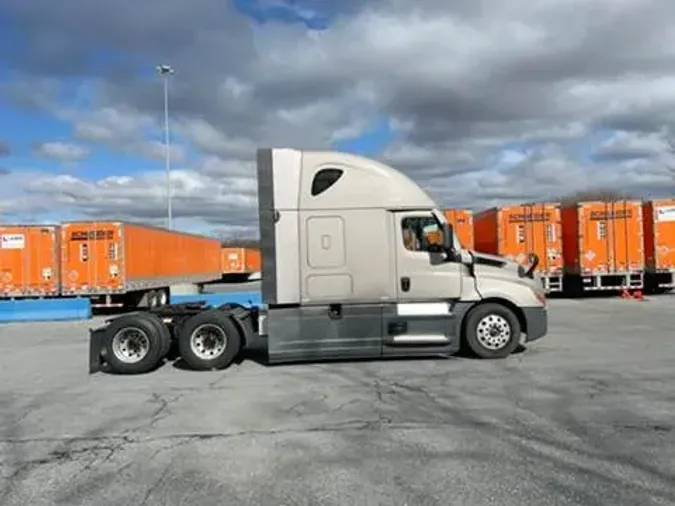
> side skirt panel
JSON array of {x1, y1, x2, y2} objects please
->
[
  {"x1": 265, "y1": 301, "x2": 474, "y2": 365},
  {"x1": 266, "y1": 304, "x2": 383, "y2": 364}
]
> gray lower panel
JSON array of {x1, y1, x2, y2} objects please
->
[
  {"x1": 266, "y1": 302, "x2": 472, "y2": 365},
  {"x1": 380, "y1": 302, "x2": 467, "y2": 357},
  {"x1": 266, "y1": 304, "x2": 383, "y2": 364}
]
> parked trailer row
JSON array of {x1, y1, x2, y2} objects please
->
[
  {"x1": 0, "y1": 221, "x2": 222, "y2": 308},
  {"x1": 445, "y1": 199, "x2": 675, "y2": 294},
  {"x1": 221, "y1": 247, "x2": 261, "y2": 277}
]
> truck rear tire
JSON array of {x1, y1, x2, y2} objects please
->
[
  {"x1": 177, "y1": 310, "x2": 242, "y2": 371},
  {"x1": 464, "y1": 303, "x2": 521, "y2": 359},
  {"x1": 136, "y1": 312, "x2": 172, "y2": 359},
  {"x1": 103, "y1": 313, "x2": 165, "y2": 374}
]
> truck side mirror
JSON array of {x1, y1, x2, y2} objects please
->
[
  {"x1": 442, "y1": 223, "x2": 454, "y2": 252},
  {"x1": 427, "y1": 243, "x2": 444, "y2": 253}
]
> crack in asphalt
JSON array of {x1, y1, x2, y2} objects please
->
[{"x1": 2, "y1": 376, "x2": 674, "y2": 505}]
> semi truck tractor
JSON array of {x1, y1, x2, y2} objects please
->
[{"x1": 89, "y1": 148, "x2": 548, "y2": 375}]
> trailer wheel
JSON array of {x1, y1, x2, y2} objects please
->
[
  {"x1": 178, "y1": 310, "x2": 242, "y2": 371},
  {"x1": 463, "y1": 303, "x2": 521, "y2": 359},
  {"x1": 103, "y1": 314, "x2": 164, "y2": 374},
  {"x1": 135, "y1": 312, "x2": 172, "y2": 359}
]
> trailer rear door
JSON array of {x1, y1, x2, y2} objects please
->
[{"x1": 61, "y1": 222, "x2": 124, "y2": 294}]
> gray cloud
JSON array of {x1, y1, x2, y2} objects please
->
[
  {"x1": 0, "y1": 140, "x2": 10, "y2": 157},
  {"x1": 33, "y1": 141, "x2": 91, "y2": 162},
  {"x1": 3, "y1": 0, "x2": 675, "y2": 235}
]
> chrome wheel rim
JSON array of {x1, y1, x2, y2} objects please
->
[
  {"x1": 476, "y1": 314, "x2": 511, "y2": 350},
  {"x1": 190, "y1": 323, "x2": 227, "y2": 360},
  {"x1": 112, "y1": 327, "x2": 150, "y2": 363}
]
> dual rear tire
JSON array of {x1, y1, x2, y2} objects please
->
[
  {"x1": 104, "y1": 312, "x2": 170, "y2": 374},
  {"x1": 103, "y1": 309, "x2": 242, "y2": 374},
  {"x1": 177, "y1": 310, "x2": 242, "y2": 371}
]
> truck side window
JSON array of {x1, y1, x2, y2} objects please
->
[
  {"x1": 311, "y1": 168, "x2": 343, "y2": 196},
  {"x1": 402, "y1": 216, "x2": 437, "y2": 252}
]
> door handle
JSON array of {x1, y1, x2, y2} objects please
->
[
  {"x1": 328, "y1": 304, "x2": 342, "y2": 319},
  {"x1": 388, "y1": 321, "x2": 407, "y2": 335},
  {"x1": 401, "y1": 277, "x2": 410, "y2": 292}
]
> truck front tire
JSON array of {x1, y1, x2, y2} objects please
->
[
  {"x1": 177, "y1": 310, "x2": 242, "y2": 371},
  {"x1": 103, "y1": 313, "x2": 165, "y2": 374},
  {"x1": 464, "y1": 303, "x2": 521, "y2": 359}
]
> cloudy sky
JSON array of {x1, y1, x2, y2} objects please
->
[{"x1": 1, "y1": 0, "x2": 675, "y2": 238}]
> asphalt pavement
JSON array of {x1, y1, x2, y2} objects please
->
[{"x1": 0, "y1": 291, "x2": 674, "y2": 506}]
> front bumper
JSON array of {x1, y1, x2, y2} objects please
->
[{"x1": 522, "y1": 306, "x2": 548, "y2": 342}]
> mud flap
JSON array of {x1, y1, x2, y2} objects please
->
[{"x1": 89, "y1": 326, "x2": 107, "y2": 374}]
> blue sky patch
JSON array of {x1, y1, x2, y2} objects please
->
[
  {"x1": 233, "y1": 0, "x2": 333, "y2": 29},
  {"x1": 333, "y1": 116, "x2": 396, "y2": 157}
]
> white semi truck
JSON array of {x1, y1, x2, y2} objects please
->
[{"x1": 89, "y1": 148, "x2": 548, "y2": 374}]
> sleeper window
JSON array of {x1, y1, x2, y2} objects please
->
[{"x1": 311, "y1": 168, "x2": 343, "y2": 196}]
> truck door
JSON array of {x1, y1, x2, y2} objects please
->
[
  {"x1": 393, "y1": 211, "x2": 462, "y2": 300},
  {"x1": 383, "y1": 211, "x2": 464, "y2": 354}
]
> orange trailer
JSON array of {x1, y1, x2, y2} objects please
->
[
  {"x1": 473, "y1": 203, "x2": 563, "y2": 292},
  {"x1": 221, "y1": 247, "x2": 261, "y2": 275},
  {"x1": 0, "y1": 225, "x2": 60, "y2": 297},
  {"x1": 642, "y1": 198, "x2": 675, "y2": 289},
  {"x1": 60, "y1": 221, "x2": 222, "y2": 307},
  {"x1": 561, "y1": 201, "x2": 644, "y2": 291},
  {"x1": 443, "y1": 209, "x2": 474, "y2": 250}
]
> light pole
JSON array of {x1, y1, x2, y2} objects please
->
[{"x1": 157, "y1": 64, "x2": 175, "y2": 229}]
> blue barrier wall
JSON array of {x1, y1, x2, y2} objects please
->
[
  {"x1": 170, "y1": 291, "x2": 261, "y2": 308},
  {"x1": 0, "y1": 297, "x2": 92, "y2": 323}
]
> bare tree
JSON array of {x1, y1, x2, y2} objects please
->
[
  {"x1": 220, "y1": 239, "x2": 260, "y2": 248},
  {"x1": 558, "y1": 188, "x2": 637, "y2": 205},
  {"x1": 216, "y1": 231, "x2": 260, "y2": 249}
]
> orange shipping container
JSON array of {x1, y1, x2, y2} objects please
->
[
  {"x1": 0, "y1": 225, "x2": 60, "y2": 297},
  {"x1": 60, "y1": 221, "x2": 222, "y2": 296},
  {"x1": 561, "y1": 201, "x2": 644, "y2": 285},
  {"x1": 221, "y1": 247, "x2": 261, "y2": 274},
  {"x1": 443, "y1": 209, "x2": 474, "y2": 250},
  {"x1": 473, "y1": 204, "x2": 563, "y2": 291},
  {"x1": 642, "y1": 199, "x2": 675, "y2": 272},
  {"x1": 244, "y1": 248, "x2": 261, "y2": 272}
]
